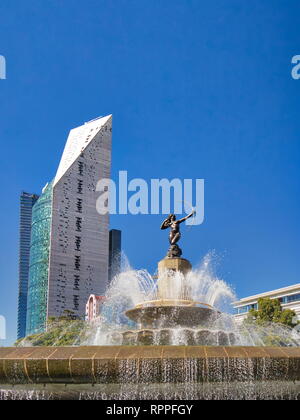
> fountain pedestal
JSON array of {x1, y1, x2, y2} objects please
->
[
  {"x1": 157, "y1": 257, "x2": 191, "y2": 300},
  {"x1": 158, "y1": 256, "x2": 192, "y2": 274},
  {"x1": 123, "y1": 256, "x2": 222, "y2": 345}
]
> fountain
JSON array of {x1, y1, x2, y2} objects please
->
[
  {"x1": 1, "y1": 214, "x2": 300, "y2": 400},
  {"x1": 122, "y1": 255, "x2": 223, "y2": 346},
  {"x1": 122, "y1": 212, "x2": 230, "y2": 346}
]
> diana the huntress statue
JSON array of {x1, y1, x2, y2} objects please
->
[{"x1": 160, "y1": 210, "x2": 195, "y2": 258}]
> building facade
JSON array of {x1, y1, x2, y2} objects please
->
[
  {"x1": 108, "y1": 229, "x2": 122, "y2": 283},
  {"x1": 17, "y1": 192, "x2": 39, "y2": 339},
  {"x1": 26, "y1": 115, "x2": 112, "y2": 336},
  {"x1": 233, "y1": 283, "x2": 300, "y2": 324}
]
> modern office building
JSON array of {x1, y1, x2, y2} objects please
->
[
  {"x1": 108, "y1": 229, "x2": 122, "y2": 283},
  {"x1": 17, "y1": 192, "x2": 39, "y2": 339},
  {"x1": 26, "y1": 115, "x2": 112, "y2": 336},
  {"x1": 233, "y1": 283, "x2": 300, "y2": 324}
]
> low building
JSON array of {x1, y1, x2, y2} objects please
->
[
  {"x1": 85, "y1": 295, "x2": 106, "y2": 322},
  {"x1": 233, "y1": 283, "x2": 300, "y2": 324}
]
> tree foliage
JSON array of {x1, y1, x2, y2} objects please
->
[
  {"x1": 247, "y1": 298, "x2": 298, "y2": 328},
  {"x1": 15, "y1": 312, "x2": 86, "y2": 347}
]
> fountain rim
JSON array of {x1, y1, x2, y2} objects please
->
[
  {"x1": 134, "y1": 299, "x2": 214, "y2": 309},
  {"x1": 1, "y1": 346, "x2": 300, "y2": 386}
]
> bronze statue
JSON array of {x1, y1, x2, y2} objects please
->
[{"x1": 161, "y1": 211, "x2": 195, "y2": 258}]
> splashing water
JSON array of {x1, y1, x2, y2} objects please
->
[
  {"x1": 107, "y1": 252, "x2": 235, "y2": 315},
  {"x1": 16, "y1": 253, "x2": 300, "y2": 348},
  {"x1": 82, "y1": 253, "x2": 300, "y2": 347},
  {"x1": 186, "y1": 253, "x2": 236, "y2": 311}
]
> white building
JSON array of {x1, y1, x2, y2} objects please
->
[
  {"x1": 26, "y1": 115, "x2": 112, "y2": 335},
  {"x1": 233, "y1": 283, "x2": 300, "y2": 324},
  {"x1": 86, "y1": 295, "x2": 106, "y2": 322}
]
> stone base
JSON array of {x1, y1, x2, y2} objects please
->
[{"x1": 166, "y1": 244, "x2": 182, "y2": 258}]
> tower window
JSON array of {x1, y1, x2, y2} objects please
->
[
  {"x1": 76, "y1": 198, "x2": 83, "y2": 213},
  {"x1": 75, "y1": 255, "x2": 81, "y2": 271},
  {"x1": 78, "y1": 161, "x2": 84, "y2": 176},
  {"x1": 77, "y1": 179, "x2": 83, "y2": 194},
  {"x1": 75, "y1": 236, "x2": 81, "y2": 251},
  {"x1": 76, "y1": 217, "x2": 82, "y2": 232}
]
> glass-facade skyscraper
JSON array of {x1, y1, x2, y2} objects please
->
[
  {"x1": 17, "y1": 192, "x2": 39, "y2": 339},
  {"x1": 26, "y1": 182, "x2": 53, "y2": 336},
  {"x1": 26, "y1": 115, "x2": 112, "y2": 336}
]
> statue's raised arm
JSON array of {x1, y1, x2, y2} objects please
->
[
  {"x1": 160, "y1": 216, "x2": 171, "y2": 230},
  {"x1": 176, "y1": 210, "x2": 196, "y2": 225}
]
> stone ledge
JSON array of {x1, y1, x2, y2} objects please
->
[{"x1": 0, "y1": 346, "x2": 299, "y2": 385}]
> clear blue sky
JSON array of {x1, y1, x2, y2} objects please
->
[{"x1": 0, "y1": 0, "x2": 300, "y2": 345}]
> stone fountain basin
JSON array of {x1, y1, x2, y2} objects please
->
[
  {"x1": 1, "y1": 346, "x2": 300, "y2": 386},
  {"x1": 125, "y1": 301, "x2": 221, "y2": 328}
]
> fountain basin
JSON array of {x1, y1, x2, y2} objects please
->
[
  {"x1": 1, "y1": 346, "x2": 300, "y2": 386},
  {"x1": 125, "y1": 301, "x2": 220, "y2": 329},
  {"x1": 121, "y1": 329, "x2": 236, "y2": 346},
  {"x1": 1, "y1": 381, "x2": 300, "y2": 400}
]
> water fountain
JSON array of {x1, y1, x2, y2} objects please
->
[
  {"x1": 1, "y1": 215, "x2": 300, "y2": 400},
  {"x1": 122, "y1": 254, "x2": 228, "y2": 346}
]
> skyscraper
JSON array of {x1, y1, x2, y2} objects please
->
[
  {"x1": 26, "y1": 115, "x2": 112, "y2": 336},
  {"x1": 108, "y1": 229, "x2": 122, "y2": 283},
  {"x1": 17, "y1": 192, "x2": 39, "y2": 339}
]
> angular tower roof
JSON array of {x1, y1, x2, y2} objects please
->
[{"x1": 54, "y1": 114, "x2": 112, "y2": 186}]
